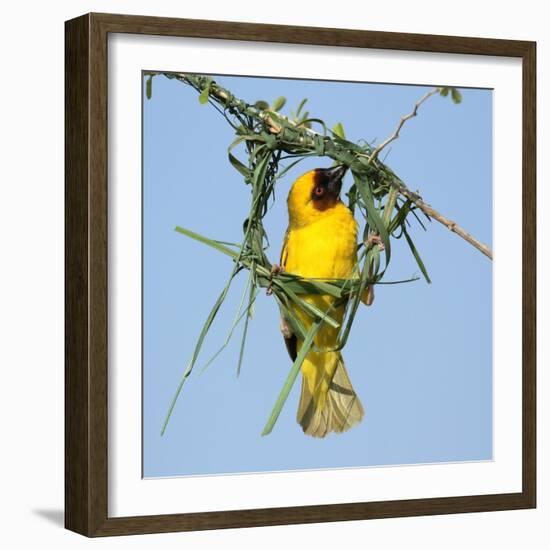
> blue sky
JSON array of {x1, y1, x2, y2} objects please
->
[{"x1": 142, "y1": 73, "x2": 493, "y2": 477}]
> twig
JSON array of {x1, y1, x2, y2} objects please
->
[
  {"x1": 171, "y1": 72, "x2": 289, "y2": 135},
  {"x1": 365, "y1": 85, "x2": 492, "y2": 259},
  {"x1": 368, "y1": 87, "x2": 440, "y2": 163},
  {"x1": 396, "y1": 185, "x2": 493, "y2": 259},
  {"x1": 364, "y1": 86, "x2": 493, "y2": 259}
]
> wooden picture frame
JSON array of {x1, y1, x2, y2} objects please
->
[{"x1": 65, "y1": 12, "x2": 536, "y2": 537}]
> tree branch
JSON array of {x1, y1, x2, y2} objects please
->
[
  {"x1": 367, "y1": 86, "x2": 493, "y2": 260},
  {"x1": 396, "y1": 185, "x2": 493, "y2": 259},
  {"x1": 161, "y1": 72, "x2": 492, "y2": 260},
  {"x1": 368, "y1": 87, "x2": 440, "y2": 163}
]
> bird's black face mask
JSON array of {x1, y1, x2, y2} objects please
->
[{"x1": 311, "y1": 165, "x2": 347, "y2": 208}]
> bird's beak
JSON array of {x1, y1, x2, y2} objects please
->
[{"x1": 324, "y1": 165, "x2": 347, "y2": 196}]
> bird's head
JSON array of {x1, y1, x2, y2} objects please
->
[{"x1": 287, "y1": 165, "x2": 348, "y2": 228}]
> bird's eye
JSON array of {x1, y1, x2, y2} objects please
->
[{"x1": 314, "y1": 186, "x2": 324, "y2": 196}]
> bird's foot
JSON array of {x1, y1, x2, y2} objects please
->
[
  {"x1": 366, "y1": 233, "x2": 385, "y2": 251},
  {"x1": 266, "y1": 264, "x2": 284, "y2": 295}
]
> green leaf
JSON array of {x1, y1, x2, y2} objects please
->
[
  {"x1": 272, "y1": 278, "x2": 340, "y2": 329},
  {"x1": 145, "y1": 75, "x2": 153, "y2": 100},
  {"x1": 314, "y1": 135, "x2": 325, "y2": 155},
  {"x1": 336, "y1": 246, "x2": 377, "y2": 349},
  {"x1": 300, "y1": 118, "x2": 327, "y2": 135},
  {"x1": 271, "y1": 96, "x2": 286, "y2": 111},
  {"x1": 295, "y1": 98, "x2": 308, "y2": 118},
  {"x1": 274, "y1": 295, "x2": 308, "y2": 341},
  {"x1": 198, "y1": 272, "x2": 253, "y2": 375},
  {"x1": 198, "y1": 81, "x2": 211, "y2": 104},
  {"x1": 174, "y1": 226, "x2": 240, "y2": 260},
  {"x1": 353, "y1": 174, "x2": 391, "y2": 269},
  {"x1": 439, "y1": 87, "x2": 449, "y2": 97},
  {"x1": 388, "y1": 199, "x2": 412, "y2": 233},
  {"x1": 332, "y1": 122, "x2": 346, "y2": 139},
  {"x1": 261, "y1": 315, "x2": 325, "y2": 436},
  {"x1": 278, "y1": 275, "x2": 343, "y2": 298},
  {"x1": 347, "y1": 184, "x2": 358, "y2": 213},
  {"x1": 264, "y1": 133, "x2": 277, "y2": 150},
  {"x1": 252, "y1": 150, "x2": 272, "y2": 189},
  {"x1": 199, "y1": 79, "x2": 212, "y2": 105},
  {"x1": 403, "y1": 228, "x2": 431, "y2": 283},
  {"x1": 228, "y1": 152, "x2": 252, "y2": 179},
  {"x1": 451, "y1": 88, "x2": 462, "y2": 104},
  {"x1": 382, "y1": 187, "x2": 398, "y2": 226},
  {"x1": 237, "y1": 282, "x2": 257, "y2": 377},
  {"x1": 409, "y1": 207, "x2": 429, "y2": 231},
  {"x1": 198, "y1": 269, "x2": 261, "y2": 378},
  {"x1": 227, "y1": 137, "x2": 253, "y2": 179},
  {"x1": 275, "y1": 157, "x2": 306, "y2": 181},
  {"x1": 161, "y1": 275, "x2": 237, "y2": 435},
  {"x1": 254, "y1": 100, "x2": 269, "y2": 110}
]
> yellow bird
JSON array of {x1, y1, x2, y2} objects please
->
[{"x1": 280, "y1": 165, "x2": 373, "y2": 437}]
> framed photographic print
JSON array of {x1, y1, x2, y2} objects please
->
[{"x1": 65, "y1": 13, "x2": 536, "y2": 537}]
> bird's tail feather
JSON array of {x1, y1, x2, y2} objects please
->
[{"x1": 297, "y1": 353, "x2": 364, "y2": 438}]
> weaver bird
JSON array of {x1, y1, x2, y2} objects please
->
[{"x1": 279, "y1": 165, "x2": 376, "y2": 437}]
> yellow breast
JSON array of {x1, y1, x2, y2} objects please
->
[{"x1": 284, "y1": 202, "x2": 358, "y2": 280}]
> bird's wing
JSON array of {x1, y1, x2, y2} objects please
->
[
  {"x1": 280, "y1": 226, "x2": 290, "y2": 269},
  {"x1": 279, "y1": 227, "x2": 298, "y2": 361}
]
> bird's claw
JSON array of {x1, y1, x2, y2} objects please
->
[
  {"x1": 266, "y1": 264, "x2": 284, "y2": 295},
  {"x1": 366, "y1": 234, "x2": 385, "y2": 251}
]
